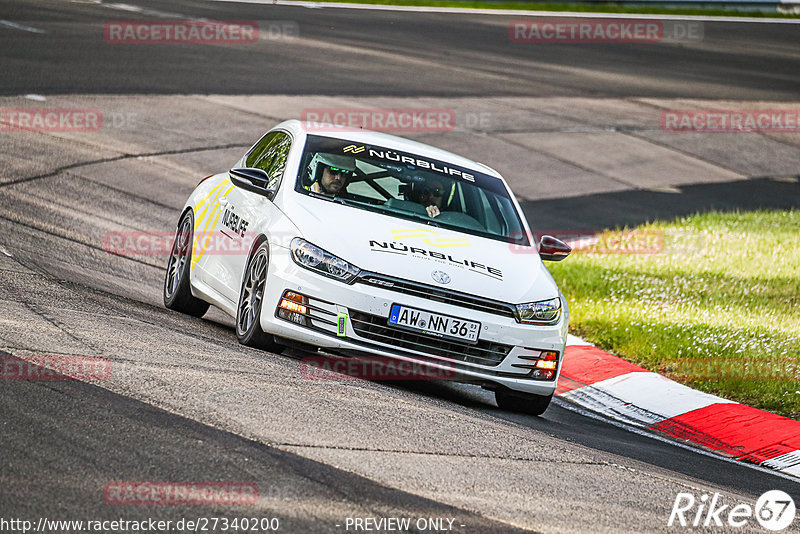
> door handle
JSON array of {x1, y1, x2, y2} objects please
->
[{"x1": 218, "y1": 196, "x2": 229, "y2": 206}]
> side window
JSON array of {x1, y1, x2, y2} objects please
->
[{"x1": 245, "y1": 132, "x2": 292, "y2": 189}]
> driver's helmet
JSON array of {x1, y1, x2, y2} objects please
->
[{"x1": 307, "y1": 153, "x2": 358, "y2": 183}]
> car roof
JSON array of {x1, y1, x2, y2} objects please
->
[{"x1": 273, "y1": 119, "x2": 503, "y2": 180}]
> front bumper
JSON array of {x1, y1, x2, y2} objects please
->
[{"x1": 261, "y1": 246, "x2": 568, "y2": 396}]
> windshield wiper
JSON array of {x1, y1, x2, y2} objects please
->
[
  {"x1": 330, "y1": 196, "x2": 360, "y2": 207},
  {"x1": 395, "y1": 211, "x2": 442, "y2": 228},
  {"x1": 307, "y1": 191, "x2": 359, "y2": 207}
]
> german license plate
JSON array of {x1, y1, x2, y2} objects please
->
[{"x1": 388, "y1": 304, "x2": 480, "y2": 344}]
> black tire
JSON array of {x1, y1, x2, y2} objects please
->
[
  {"x1": 495, "y1": 388, "x2": 553, "y2": 416},
  {"x1": 236, "y1": 242, "x2": 284, "y2": 352},
  {"x1": 163, "y1": 211, "x2": 210, "y2": 318}
]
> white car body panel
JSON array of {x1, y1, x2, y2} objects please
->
[{"x1": 178, "y1": 120, "x2": 569, "y2": 397}]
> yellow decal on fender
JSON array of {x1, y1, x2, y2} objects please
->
[{"x1": 191, "y1": 179, "x2": 233, "y2": 269}]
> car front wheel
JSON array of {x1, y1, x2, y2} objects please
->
[
  {"x1": 236, "y1": 242, "x2": 283, "y2": 352},
  {"x1": 495, "y1": 388, "x2": 553, "y2": 416}
]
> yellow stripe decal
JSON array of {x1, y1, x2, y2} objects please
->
[
  {"x1": 193, "y1": 206, "x2": 222, "y2": 268},
  {"x1": 194, "y1": 180, "x2": 229, "y2": 229},
  {"x1": 192, "y1": 183, "x2": 233, "y2": 267},
  {"x1": 191, "y1": 180, "x2": 231, "y2": 263}
]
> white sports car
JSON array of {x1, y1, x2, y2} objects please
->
[{"x1": 163, "y1": 120, "x2": 571, "y2": 415}]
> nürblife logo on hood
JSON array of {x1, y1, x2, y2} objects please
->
[{"x1": 368, "y1": 239, "x2": 503, "y2": 280}]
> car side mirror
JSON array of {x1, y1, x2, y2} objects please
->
[
  {"x1": 229, "y1": 167, "x2": 277, "y2": 200},
  {"x1": 539, "y1": 235, "x2": 571, "y2": 261}
]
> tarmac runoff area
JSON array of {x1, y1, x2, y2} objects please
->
[{"x1": 1, "y1": 94, "x2": 800, "y2": 532}]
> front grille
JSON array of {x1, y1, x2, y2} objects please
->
[
  {"x1": 356, "y1": 272, "x2": 517, "y2": 319},
  {"x1": 349, "y1": 310, "x2": 512, "y2": 367}
]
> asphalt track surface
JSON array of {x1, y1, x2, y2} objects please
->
[
  {"x1": 1, "y1": 0, "x2": 800, "y2": 532},
  {"x1": 1, "y1": 0, "x2": 800, "y2": 99}
]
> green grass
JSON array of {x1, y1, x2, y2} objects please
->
[
  {"x1": 548, "y1": 210, "x2": 800, "y2": 418},
  {"x1": 309, "y1": 0, "x2": 800, "y2": 18}
]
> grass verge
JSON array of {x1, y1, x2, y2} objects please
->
[
  {"x1": 305, "y1": 0, "x2": 800, "y2": 18},
  {"x1": 547, "y1": 210, "x2": 800, "y2": 418}
]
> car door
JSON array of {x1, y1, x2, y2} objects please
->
[{"x1": 207, "y1": 131, "x2": 293, "y2": 304}]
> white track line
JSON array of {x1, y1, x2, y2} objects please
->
[
  {"x1": 561, "y1": 371, "x2": 735, "y2": 427},
  {"x1": 208, "y1": 0, "x2": 800, "y2": 23},
  {"x1": 0, "y1": 20, "x2": 47, "y2": 34}
]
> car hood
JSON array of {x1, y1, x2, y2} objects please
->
[{"x1": 282, "y1": 195, "x2": 559, "y2": 304}]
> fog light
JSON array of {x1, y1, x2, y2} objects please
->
[
  {"x1": 285, "y1": 291, "x2": 305, "y2": 302},
  {"x1": 280, "y1": 298, "x2": 307, "y2": 315},
  {"x1": 284, "y1": 310, "x2": 307, "y2": 325},
  {"x1": 532, "y1": 369, "x2": 555, "y2": 380},
  {"x1": 277, "y1": 291, "x2": 309, "y2": 327},
  {"x1": 535, "y1": 360, "x2": 558, "y2": 370}
]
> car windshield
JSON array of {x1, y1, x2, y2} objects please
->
[{"x1": 295, "y1": 135, "x2": 529, "y2": 246}]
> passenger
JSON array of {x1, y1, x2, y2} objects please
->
[
  {"x1": 306, "y1": 154, "x2": 357, "y2": 196},
  {"x1": 409, "y1": 179, "x2": 446, "y2": 218}
]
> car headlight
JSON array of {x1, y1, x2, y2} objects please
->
[
  {"x1": 515, "y1": 298, "x2": 561, "y2": 324},
  {"x1": 290, "y1": 238, "x2": 360, "y2": 283}
]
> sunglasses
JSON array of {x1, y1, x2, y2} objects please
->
[{"x1": 327, "y1": 166, "x2": 354, "y2": 177}]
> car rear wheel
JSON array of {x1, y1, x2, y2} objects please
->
[
  {"x1": 163, "y1": 211, "x2": 210, "y2": 317},
  {"x1": 495, "y1": 388, "x2": 553, "y2": 416},
  {"x1": 236, "y1": 242, "x2": 284, "y2": 352}
]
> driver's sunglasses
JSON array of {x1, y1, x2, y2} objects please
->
[
  {"x1": 328, "y1": 167, "x2": 354, "y2": 177},
  {"x1": 419, "y1": 185, "x2": 444, "y2": 196}
]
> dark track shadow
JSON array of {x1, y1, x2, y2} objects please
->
[
  {"x1": 520, "y1": 177, "x2": 800, "y2": 231},
  {"x1": 0, "y1": 371, "x2": 529, "y2": 533}
]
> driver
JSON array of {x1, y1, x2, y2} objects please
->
[{"x1": 306, "y1": 153, "x2": 357, "y2": 196}]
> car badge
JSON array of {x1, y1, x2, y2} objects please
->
[{"x1": 431, "y1": 270, "x2": 451, "y2": 285}]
